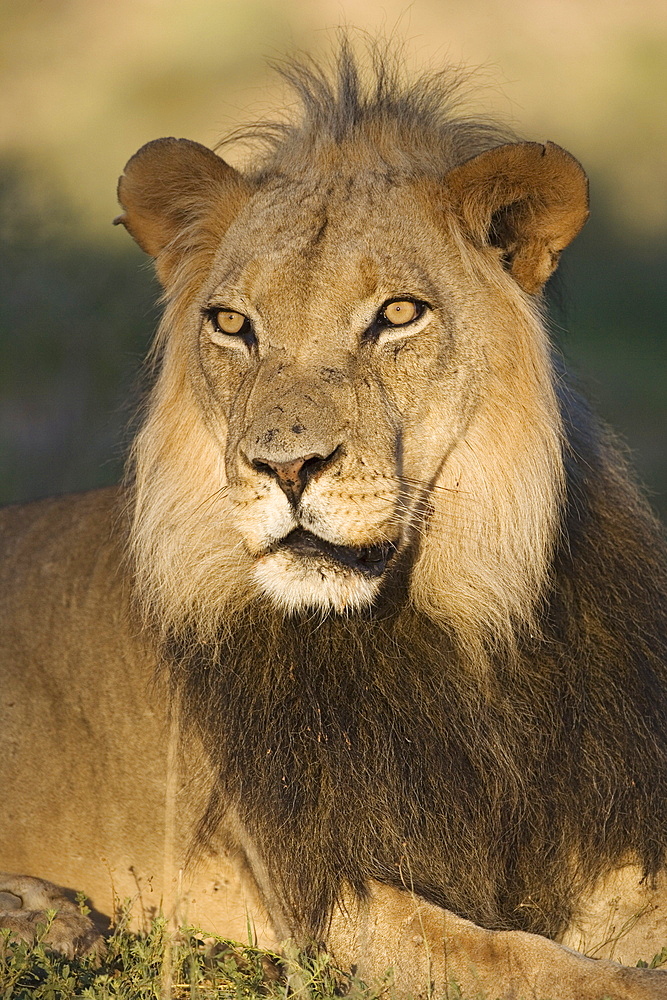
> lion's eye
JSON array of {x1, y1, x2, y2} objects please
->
[
  {"x1": 204, "y1": 307, "x2": 256, "y2": 349},
  {"x1": 363, "y1": 298, "x2": 428, "y2": 343},
  {"x1": 381, "y1": 300, "x2": 420, "y2": 326},
  {"x1": 211, "y1": 309, "x2": 246, "y2": 335}
]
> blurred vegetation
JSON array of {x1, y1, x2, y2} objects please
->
[
  {"x1": 555, "y1": 208, "x2": 667, "y2": 518},
  {"x1": 0, "y1": 164, "x2": 159, "y2": 503}
]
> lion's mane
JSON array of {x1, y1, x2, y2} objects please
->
[{"x1": 127, "y1": 44, "x2": 667, "y2": 942}]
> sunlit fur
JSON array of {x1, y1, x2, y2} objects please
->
[{"x1": 254, "y1": 549, "x2": 381, "y2": 615}]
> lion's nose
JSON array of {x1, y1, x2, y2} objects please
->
[{"x1": 252, "y1": 449, "x2": 339, "y2": 505}]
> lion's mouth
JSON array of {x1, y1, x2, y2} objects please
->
[{"x1": 270, "y1": 528, "x2": 397, "y2": 578}]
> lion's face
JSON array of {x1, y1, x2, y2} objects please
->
[
  {"x1": 118, "y1": 125, "x2": 587, "y2": 636},
  {"x1": 193, "y1": 172, "x2": 486, "y2": 612}
]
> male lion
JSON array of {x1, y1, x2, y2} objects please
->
[{"x1": 2, "y1": 45, "x2": 667, "y2": 1000}]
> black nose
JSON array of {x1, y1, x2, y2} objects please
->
[{"x1": 252, "y1": 448, "x2": 339, "y2": 504}]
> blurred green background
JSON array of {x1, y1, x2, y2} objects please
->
[{"x1": 1, "y1": 0, "x2": 665, "y2": 516}]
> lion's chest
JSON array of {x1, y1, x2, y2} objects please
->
[{"x1": 174, "y1": 608, "x2": 573, "y2": 936}]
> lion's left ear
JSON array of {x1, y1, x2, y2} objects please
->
[
  {"x1": 445, "y1": 141, "x2": 589, "y2": 294},
  {"x1": 115, "y1": 137, "x2": 251, "y2": 287}
]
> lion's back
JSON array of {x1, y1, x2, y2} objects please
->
[{"x1": 0, "y1": 488, "x2": 169, "y2": 917}]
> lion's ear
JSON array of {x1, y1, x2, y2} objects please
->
[
  {"x1": 445, "y1": 141, "x2": 589, "y2": 294},
  {"x1": 115, "y1": 138, "x2": 250, "y2": 286}
]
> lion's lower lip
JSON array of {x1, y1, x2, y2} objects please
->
[{"x1": 270, "y1": 528, "x2": 397, "y2": 578}]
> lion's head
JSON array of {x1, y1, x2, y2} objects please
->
[{"x1": 117, "y1": 46, "x2": 587, "y2": 653}]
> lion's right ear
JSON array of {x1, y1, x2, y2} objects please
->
[
  {"x1": 115, "y1": 138, "x2": 250, "y2": 287},
  {"x1": 445, "y1": 141, "x2": 589, "y2": 294}
]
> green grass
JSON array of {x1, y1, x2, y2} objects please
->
[{"x1": 0, "y1": 913, "x2": 386, "y2": 1000}]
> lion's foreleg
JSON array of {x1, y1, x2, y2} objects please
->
[{"x1": 325, "y1": 881, "x2": 667, "y2": 1000}]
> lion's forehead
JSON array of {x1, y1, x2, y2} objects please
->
[
  {"x1": 233, "y1": 171, "x2": 435, "y2": 260},
  {"x1": 212, "y1": 178, "x2": 448, "y2": 324}
]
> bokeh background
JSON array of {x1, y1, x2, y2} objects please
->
[{"x1": 1, "y1": 0, "x2": 665, "y2": 515}]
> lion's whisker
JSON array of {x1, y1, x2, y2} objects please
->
[{"x1": 186, "y1": 485, "x2": 232, "y2": 519}]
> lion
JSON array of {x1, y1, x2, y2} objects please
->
[{"x1": 2, "y1": 43, "x2": 667, "y2": 999}]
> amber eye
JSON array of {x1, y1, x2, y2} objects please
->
[
  {"x1": 362, "y1": 298, "x2": 428, "y2": 344},
  {"x1": 381, "y1": 300, "x2": 420, "y2": 326},
  {"x1": 212, "y1": 309, "x2": 246, "y2": 335},
  {"x1": 204, "y1": 306, "x2": 257, "y2": 349}
]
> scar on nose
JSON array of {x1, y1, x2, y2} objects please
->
[
  {"x1": 292, "y1": 424, "x2": 304, "y2": 434},
  {"x1": 257, "y1": 429, "x2": 278, "y2": 446},
  {"x1": 320, "y1": 367, "x2": 345, "y2": 384}
]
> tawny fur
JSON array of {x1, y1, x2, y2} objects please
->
[
  {"x1": 2, "y1": 41, "x2": 667, "y2": 999},
  {"x1": 128, "y1": 46, "x2": 565, "y2": 655}
]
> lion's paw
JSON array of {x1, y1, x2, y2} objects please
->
[{"x1": 0, "y1": 873, "x2": 104, "y2": 959}]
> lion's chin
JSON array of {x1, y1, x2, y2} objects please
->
[{"x1": 253, "y1": 529, "x2": 395, "y2": 613}]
